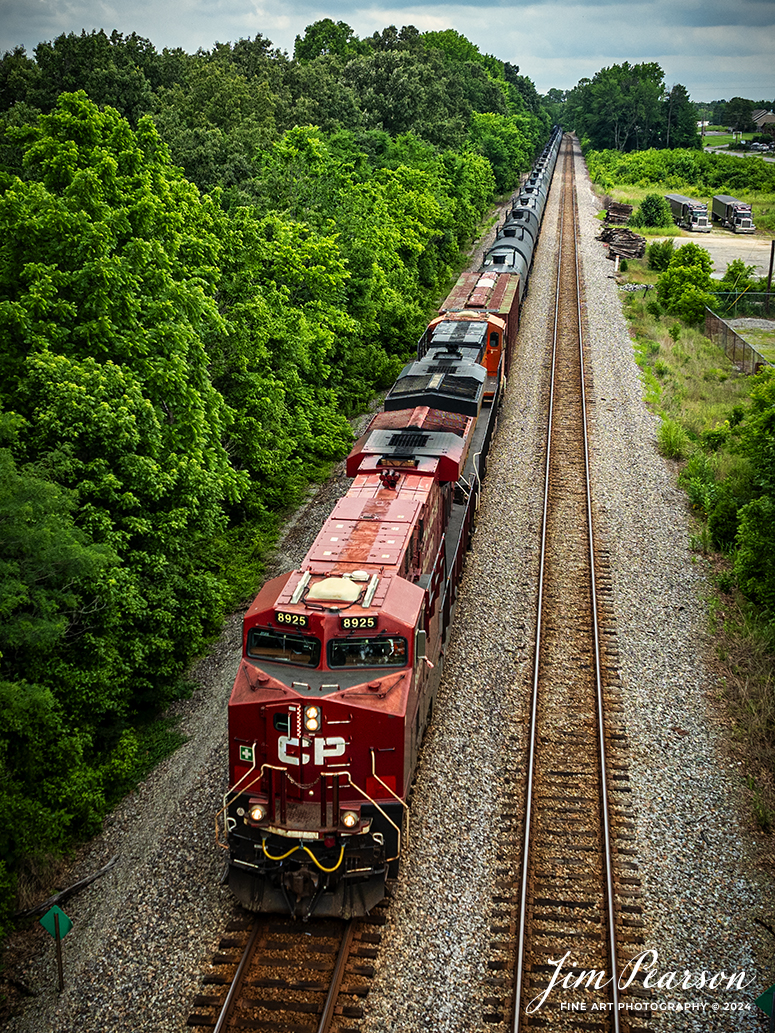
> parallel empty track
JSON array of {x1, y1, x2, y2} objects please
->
[{"x1": 509, "y1": 138, "x2": 650, "y2": 1032}]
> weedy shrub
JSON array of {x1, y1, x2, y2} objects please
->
[
  {"x1": 708, "y1": 484, "x2": 741, "y2": 550},
  {"x1": 689, "y1": 524, "x2": 714, "y2": 553},
  {"x1": 658, "y1": 417, "x2": 690, "y2": 458},
  {"x1": 632, "y1": 193, "x2": 674, "y2": 229},
  {"x1": 681, "y1": 451, "x2": 719, "y2": 513},
  {"x1": 647, "y1": 238, "x2": 675, "y2": 271},
  {"x1": 717, "y1": 569, "x2": 735, "y2": 593},
  {"x1": 700, "y1": 423, "x2": 730, "y2": 451}
]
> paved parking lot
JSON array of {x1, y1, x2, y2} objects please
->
[{"x1": 653, "y1": 231, "x2": 774, "y2": 279}]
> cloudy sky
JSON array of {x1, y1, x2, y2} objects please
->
[{"x1": 1, "y1": 0, "x2": 774, "y2": 101}]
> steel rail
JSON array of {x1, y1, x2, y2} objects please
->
[
  {"x1": 212, "y1": 917, "x2": 263, "y2": 1033},
  {"x1": 512, "y1": 137, "x2": 621, "y2": 1032},
  {"x1": 571, "y1": 153, "x2": 622, "y2": 1029},
  {"x1": 511, "y1": 141, "x2": 564, "y2": 1032},
  {"x1": 317, "y1": 919, "x2": 356, "y2": 1033}
]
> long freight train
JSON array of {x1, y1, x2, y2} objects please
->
[{"x1": 217, "y1": 127, "x2": 563, "y2": 920}]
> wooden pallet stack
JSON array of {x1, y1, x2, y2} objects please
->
[
  {"x1": 604, "y1": 202, "x2": 633, "y2": 225},
  {"x1": 597, "y1": 226, "x2": 646, "y2": 261}
]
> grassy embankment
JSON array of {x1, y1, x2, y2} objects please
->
[{"x1": 613, "y1": 250, "x2": 775, "y2": 835}]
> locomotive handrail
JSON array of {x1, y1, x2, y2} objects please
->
[
  {"x1": 424, "y1": 532, "x2": 447, "y2": 622},
  {"x1": 216, "y1": 743, "x2": 262, "y2": 849},
  {"x1": 216, "y1": 758, "x2": 291, "y2": 849},
  {"x1": 217, "y1": 757, "x2": 406, "y2": 863}
]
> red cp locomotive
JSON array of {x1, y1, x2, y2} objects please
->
[{"x1": 218, "y1": 129, "x2": 561, "y2": 919}]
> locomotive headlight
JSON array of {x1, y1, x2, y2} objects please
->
[
  {"x1": 304, "y1": 705, "x2": 321, "y2": 732},
  {"x1": 340, "y1": 810, "x2": 358, "y2": 829},
  {"x1": 248, "y1": 802, "x2": 267, "y2": 823}
]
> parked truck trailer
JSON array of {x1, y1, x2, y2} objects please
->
[
  {"x1": 665, "y1": 194, "x2": 711, "y2": 233},
  {"x1": 711, "y1": 195, "x2": 755, "y2": 234}
]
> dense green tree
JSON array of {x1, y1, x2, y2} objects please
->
[
  {"x1": 0, "y1": 46, "x2": 39, "y2": 110},
  {"x1": 153, "y1": 59, "x2": 276, "y2": 197},
  {"x1": 294, "y1": 19, "x2": 363, "y2": 62},
  {"x1": 469, "y1": 111, "x2": 539, "y2": 191},
  {"x1": 734, "y1": 370, "x2": 775, "y2": 616},
  {"x1": 504, "y1": 63, "x2": 542, "y2": 116},
  {"x1": 281, "y1": 58, "x2": 365, "y2": 136},
  {"x1": 726, "y1": 97, "x2": 756, "y2": 132},
  {"x1": 663, "y1": 84, "x2": 699, "y2": 149},
  {"x1": 367, "y1": 25, "x2": 423, "y2": 52},
  {"x1": 632, "y1": 193, "x2": 673, "y2": 228},
  {"x1": 0, "y1": 92, "x2": 243, "y2": 715},
  {"x1": 567, "y1": 62, "x2": 665, "y2": 151},
  {"x1": 0, "y1": 432, "x2": 116, "y2": 679},
  {"x1": 28, "y1": 31, "x2": 156, "y2": 123},
  {"x1": 339, "y1": 47, "x2": 509, "y2": 148},
  {"x1": 656, "y1": 242, "x2": 716, "y2": 324}
]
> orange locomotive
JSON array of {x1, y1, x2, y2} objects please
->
[{"x1": 220, "y1": 130, "x2": 562, "y2": 919}]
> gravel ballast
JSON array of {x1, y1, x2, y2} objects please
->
[{"x1": 4, "y1": 139, "x2": 773, "y2": 1032}]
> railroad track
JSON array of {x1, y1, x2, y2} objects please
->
[
  {"x1": 187, "y1": 906, "x2": 386, "y2": 1033},
  {"x1": 482, "y1": 137, "x2": 652, "y2": 1032}
]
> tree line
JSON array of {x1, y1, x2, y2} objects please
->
[
  {"x1": 693, "y1": 97, "x2": 775, "y2": 133},
  {"x1": 586, "y1": 146, "x2": 775, "y2": 195},
  {"x1": 542, "y1": 63, "x2": 699, "y2": 152},
  {"x1": 0, "y1": 25, "x2": 549, "y2": 927}
]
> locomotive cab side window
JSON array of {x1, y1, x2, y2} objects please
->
[
  {"x1": 273, "y1": 713, "x2": 291, "y2": 733},
  {"x1": 328, "y1": 636, "x2": 408, "y2": 668},
  {"x1": 247, "y1": 628, "x2": 321, "y2": 667}
]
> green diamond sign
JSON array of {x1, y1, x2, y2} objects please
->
[
  {"x1": 757, "y1": 983, "x2": 775, "y2": 1019},
  {"x1": 40, "y1": 905, "x2": 72, "y2": 939}
]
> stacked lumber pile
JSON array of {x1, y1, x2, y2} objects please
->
[
  {"x1": 597, "y1": 226, "x2": 646, "y2": 261},
  {"x1": 605, "y1": 202, "x2": 633, "y2": 224}
]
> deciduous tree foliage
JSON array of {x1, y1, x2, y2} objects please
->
[
  {"x1": 586, "y1": 147, "x2": 775, "y2": 194},
  {"x1": 565, "y1": 62, "x2": 698, "y2": 153},
  {"x1": 567, "y1": 62, "x2": 665, "y2": 152},
  {"x1": 734, "y1": 371, "x2": 775, "y2": 615},
  {"x1": 656, "y1": 242, "x2": 716, "y2": 324},
  {"x1": 0, "y1": 94, "x2": 243, "y2": 893},
  {"x1": 0, "y1": 23, "x2": 549, "y2": 927}
]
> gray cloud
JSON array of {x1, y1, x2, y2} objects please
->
[{"x1": 0, "y1": 0, "x2": 773, "y2": 97}]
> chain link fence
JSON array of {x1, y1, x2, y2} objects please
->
[
  {"x1": 709, "y1": 291, "x2": 774, "y2": 319},
  {"x1": 704, "y1": 306, "x2": 772, "y2": 374}
]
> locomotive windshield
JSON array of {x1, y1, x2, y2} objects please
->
[
  {"x1": 247, "y1": 628, "x2": 321, "y2": 667},
  {"x1": 328, "y1": 636, "x2": 408, "y2": 668}
]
